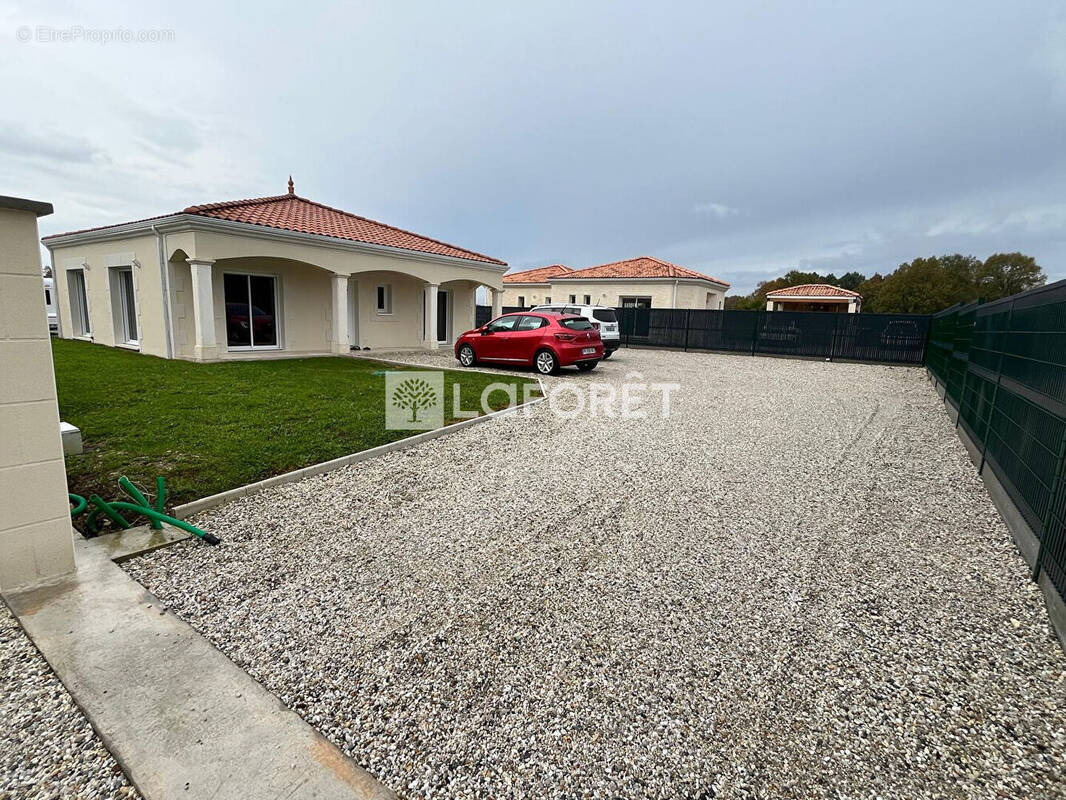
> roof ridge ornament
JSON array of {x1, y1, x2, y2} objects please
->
[{"x1": 287, "y1": 175, "x2": 294, "y2": 195}]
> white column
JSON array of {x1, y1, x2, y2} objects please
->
[
  {"x1": 765, "y1": 299, "x2": 774, "y2": 311},
  {"x1": 848, "y1": 298, "x2": 859, "y2": 313},
  {"x1": 330, "y1": 274, "x2": 350, "y2": 353},
  {"x1": 423, "y1": 283, "x2": 439, "y2": 349},
  {"x1": 187, "y1": 259, "x2": 217, "y2": 360},
  {"x1": 490, "y1": 287, "x2": 503, "y2": 318}
]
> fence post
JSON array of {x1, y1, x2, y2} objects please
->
[
  {"x1": 750, "y1": 310, "x2": 760, "y2": 356},
  {"x1": 978, "y1": 299, "x2": 1014, "y2": 475},
  {"x1": 683, "y1": 309, "x2": 691, "y2": 351},
  {"x1": 1033, "y1": 428, "x2": 1066, "y2": 582}
]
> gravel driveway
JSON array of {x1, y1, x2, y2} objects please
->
[
  {"x1": 1, "y1": 603, "x2": 140, "y2": 800},
  {"x1": 125, "y1": 348, "x2": 1066, "y2": 799}
]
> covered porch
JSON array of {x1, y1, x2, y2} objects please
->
[{"x1": 164, "y1": 227, "x2": 506, "y2": 361}]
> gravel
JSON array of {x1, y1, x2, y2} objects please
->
[
  {"x1": 0, "y1": 603, "x2": 140, "y2": 800},
  {"x1": 124, "y1": 349, "x2": 1066, "y2": 799}
]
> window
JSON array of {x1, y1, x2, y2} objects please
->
[
  {"x1": 544, "y1": 296, "x2": 551, "y2": 303},
  {"x1": 67, "y1": 269, "x2": 90, "y2": 336},
  {"x1": 516, "y1": 315, "x2": 546, "y2": 331},
  {"x1": 558, "y1": 317, "x2": 595, "y2": 330},
  {"x1": 517, "y1": 295, "x2": 525, "y2": 307},
  {"x1": 376, "y1": 284, "x2": 392, "y2": 314},
  {"x1": 44, "y1": 288, "x2": 51, "y2": 305},
  {"x1": 111, "y1": 267, "x2": 138, "y2": 345},
  {"x1": 583, "y1": 295, "x2": 591, "y2": 305},
  {"x1": 592, "y1": 309, "x2": 617, "y2": 323},
  {"x1": 485, "y1": 315, "x2": 520, "y2": 332},
  {"x1": 568, "y1": 294, "x2": 576, "y2": 303},
  {"x1": 224, "y1": 273, "x2": 278, "y2": 349}
]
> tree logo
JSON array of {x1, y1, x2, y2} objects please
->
[{"x1": 384, "y1": 371, "x2": 444, "y2": 430}]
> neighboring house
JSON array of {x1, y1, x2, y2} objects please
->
[
  {"x1": 42, "y1": 180, "x2": 508, "y2": 361},
  {"x1": 501, "y1": 256, "x2": 729, "y2": 309},
  {"x1": 765, "y1": 284, "x2": 862, "y2": 313},
  {"x1": 501, "y1": 264, "x2": 573, "y2": 307},
  {"x1": 43, "y1": 276, "x2": 57, "y2": 333}
]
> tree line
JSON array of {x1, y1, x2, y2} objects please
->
[{"x1": 724, "y1": 252, "x2": 1047, "y2": 314}]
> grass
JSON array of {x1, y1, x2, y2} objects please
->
[{"x1": 53, "y1": 339, "x2": 537, "y2": 511}]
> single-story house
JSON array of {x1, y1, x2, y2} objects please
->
[
  {"x1": 501, "y1": 256, "x2": 729, "y2": 309},
  {"x1": 765, "y1": 283, "x2": 862, "y2": 313},
  {"x1": 42, "y1": 180, "x2": 508, "y2": 361}
]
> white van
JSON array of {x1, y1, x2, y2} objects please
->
[
  {"x1": 43, "y1": 276, "x2": 58, "y2": 334},
  {"x1": 530, "y1": 303, "x2": 620, "y2": 358}
]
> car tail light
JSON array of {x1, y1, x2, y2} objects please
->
[{"x1": 554, "y1": 332, "x2": 576, "y2": 342}]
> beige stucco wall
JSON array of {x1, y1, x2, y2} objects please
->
[
  {"x1": 501, "y1": 284, "x2": 552, "y2": 307},
  {"x1": 0, "y1": 204, "x2": 76, "y2": 591},
  {"x1": 541, "y1": 280, "x2": 726, "y2": 309},
  {"x1": 50, "y1": 234, "x2": 168, "y2": 357}
]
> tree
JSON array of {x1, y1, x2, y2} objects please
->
[
  {"x1": 836, "y1": 271, "x2": 865, "y2": 292},
  {"x1": 871, "y1": 254, "x2": 980, "y2": 314},
  {"x1": 391, "y1": 378, "x2": 438, "y2": 422},
  {"x1": 976, "y1": 252, "x2": 1045, "y2": 300}
]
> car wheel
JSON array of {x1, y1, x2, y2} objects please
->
[
  {"x1": 534, "y1": 349, "x2": 559, "y2": 375},
  {"x1": 576, "y1": 360, "x2": 598, "y2": 372},
  {"x1": 458, "y1": 344, "x2": 477, "y2": 367}
]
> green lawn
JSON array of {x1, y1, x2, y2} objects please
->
[{"x1": 53, "y1": 339, "x2": 536, "y2": 510}]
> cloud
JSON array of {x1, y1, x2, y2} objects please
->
[
  {"x1": 692, "y1": 202, "x2": 740, "y2": 219},
  {"x1": 0, "y1": 124, "x2": 102, "y2": 164},
  {"x1": 927, "y1": 204, "x2": 1066, "y2": 237}
]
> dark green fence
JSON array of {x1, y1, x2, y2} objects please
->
[
  {"x1": 927, "y1": 280, "x2": 1066, "y2": 622},
  {"x1": 615, "y1": 307, "x2": 930, "y2": 364}
]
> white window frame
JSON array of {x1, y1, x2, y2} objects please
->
[
  {"x1": 224, "y1": 271, "x2": 282, "y2": 351},
  {"x1": 67, "y1": 268, "x2": 91, "y2": 338},
  {"x1": 544, "y1": 295, "x2": 551, "y2": 303},
  {"x1": 376, "y1": 284, "x2": 393, "y2": 315},
  {"x1": 110, "y1": 266, "x2": 140, "y2": 347},
  {"x1": 517, "y1": 295, "x2": 525, "y2": 307},
  {"x1": 583, "y1": 294, "x2": 591, "y2": 305},
  {"x1": 568, "y1": 294, "x2": 576, "y2": 303}
]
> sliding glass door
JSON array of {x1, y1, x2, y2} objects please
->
[
  {"x1": 115, "y1": 268, "x2": 138, "y2": 344},
  {"x1": 224, "y1": 273, "x2": 278, "y2": 349}
]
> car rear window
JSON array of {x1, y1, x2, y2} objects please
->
[
  {"x1": 558, "y1": 317, "x2": 595, "y2": 330},
  {"x1": 592, "y1": 309, "x2": 617, "y2": 323}
]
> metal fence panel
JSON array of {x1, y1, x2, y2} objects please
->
[{"x1": 927, "y1": 279, "x2": 1066, "y2": 612}]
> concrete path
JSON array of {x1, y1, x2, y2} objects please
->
[{"x1": 5, "y1": 528, "x2": 394, "y2": 800}]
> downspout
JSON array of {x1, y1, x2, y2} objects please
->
[{"x1": 151, "y1": 224, "x2": 174, "y2": 359}]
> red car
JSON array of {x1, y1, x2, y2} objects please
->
[{"x1": 455, "y1": 312, "x2": 604, "y2": 374}]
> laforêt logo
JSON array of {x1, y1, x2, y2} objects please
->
[{"x1": 385, "y1": 371, "x2": 444, "y2": 430}]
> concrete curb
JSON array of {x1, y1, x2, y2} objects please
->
[
  {"x1": 174, "y1": 380, "x2": 545, "y2": 519},
  {"x1": 5, "y1": 535, "x2": 396, "y2": 800}
]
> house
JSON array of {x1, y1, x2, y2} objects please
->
[
  {"x1": 501, "y1": 256, "x2": 729, "y2": 309},
  {"x1": 43, "y1": 180, "x2": 508, "y2": 361},
  {"x1": 500, "y1": 264, "x2": 573, "y2": 307},
  {"x1": 765, "y1": 283, "x2": 862, "y2": 313}
]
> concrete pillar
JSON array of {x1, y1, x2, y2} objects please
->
[
  {"x1": 330, "y1": 274, "x2": 350, "y2": 354},
  {"x1": 490, "y1": 287, "x2": 503, "y2": 318},
  {"x1": 423, "y1": 283, "x2": 439, "y2": 349},
  {"x1": 0, "y1": 195, "x2": 77, "y2": 592},
  {"x1": 766, "y1": 299, "x2": 774, "y2": 311},
  {"x1": 187, "y1": 259, "x2": 217, "y2": 361},
  {"x1": 848, "y1": 298, "x2": 859, "y2": 313}
]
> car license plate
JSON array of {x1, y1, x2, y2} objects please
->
[{"x1": 581, "y1": 347, "x2": 596, "y2": 355}]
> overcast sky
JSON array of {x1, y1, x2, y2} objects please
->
[{"x1": 3, "y1": 1, "x2": 1065, "y2": 293}]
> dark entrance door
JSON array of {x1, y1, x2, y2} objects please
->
[{"x1": 436, "y1": 290, "x2": 448, "y2": 342}]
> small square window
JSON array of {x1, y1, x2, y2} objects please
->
[
  {"x1": 583, "y1": 295, "x2": 591, "y2": 305},
  {"x1": 544, "y1": 296, "x2": 551, "y2": 303},
  {"x1": 517, "y1": 295, "x2": 525, "y2": 307},
  {"x1": 376, "y1": 284, "x2": 392, "y2": 314},
  {"x1": 568, "y1": 294, "x2": 576, "y2": 303}
]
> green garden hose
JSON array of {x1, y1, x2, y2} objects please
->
[{"x1": 68, "y1": 476, "x2": 219, "y2": 545}]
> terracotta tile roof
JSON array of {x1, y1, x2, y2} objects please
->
[
  {"x1": 765, "y1": 283, "x2": 862, "y2": 299},
  {"x1": 502, "y1": 264, "x2": 573, "y2": 284},
  {"x1": 44, "y1": 189, "x2": 506, "y2": 266},
  {"x1": 555, "y1": 256, "x2": 729, "y2": 287}
]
